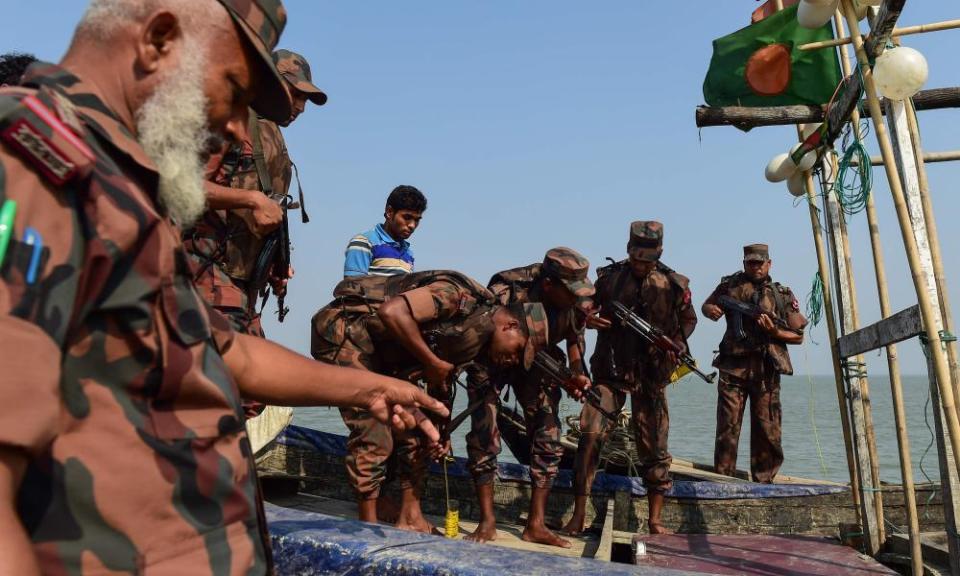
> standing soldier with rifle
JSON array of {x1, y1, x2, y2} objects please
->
[
  {"x1": 310, "y1": 270, "x2": 549, "y2": 533},
  {"x1": 562, "y1": 221, "x2": 698, "y2": 536},
  {"x1": 702, "y1": 244, "x2": 807, "y2": 483},
  {"x1": 183, "y1": 49, "x2": 326, "y2": 422},
  {"x1": 465, "y1": 248, "x2": 594, "y2": 548}
]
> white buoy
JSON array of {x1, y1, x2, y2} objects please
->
[
  {"x1": 765, "y1": 153, "x2": 796, "y2": 183},
  {"x1": 788, "y1": 142, "x2": 818, "y2": 172},
  {"x1": 873, "y1": 46, "x2": 929, "y2": 101},
  {"x1": 797, "y1": 0, "x2": 839, "y2": 29},
  {"x1": 787, "y1": 171, "x2": 808, "y2": 197}
]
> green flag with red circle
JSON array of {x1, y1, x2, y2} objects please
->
[{"x1": 703, "y1": 4, "x2": 842, "y2": 107}]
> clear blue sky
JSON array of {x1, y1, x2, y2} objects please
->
[{"x1": 4, "y1": 2, "x2": 957, "y2": 376}]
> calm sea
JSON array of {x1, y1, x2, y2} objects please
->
[{"x1": 295, "y1": 373, "x2": 944, "y2": 485}]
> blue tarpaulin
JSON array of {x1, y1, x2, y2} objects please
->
[
  {"x1": 267, "y1": 503, "x2": 711, "y2": 576},
  {"x1": 275, "y1": 425, "x2": 848, "y2": 500}
]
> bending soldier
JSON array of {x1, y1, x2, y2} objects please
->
[
  {"x1": 311, "y1": 271, "x2": 548, "y2": 533},
  {"x1": 702, "y1": 244, "x2": 807, "y2": 483},
  {"x1": 562, "y1": 221, "x2": 697, "y2": 536},
  {"x1": 465, "y1": 248, "x2": 594, "y2": 548},
  {"x1": 0, "y1": 1, "x2": 446, "y2": 574}
]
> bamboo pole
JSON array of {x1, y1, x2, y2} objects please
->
[
  {"x1": 903, "y1": 100, "x2": 960, "y2": 422},
  {"x1": 833, "y1": 12, "x2": 920, "y2": 572},
  {"x1": 836, "y1": 197, "x2": 886, "y2": 545},
  {"x1": 802, "y1": 169, "x2": 863, "y2": 520},
  {"x1": 799, "y1": 18, "x2": 960, "y2": 51},
  {"x1": 851, "y1": 150, "x2": 960, "y2": 167},
  {"x1": 840, "y1": 0, "x2": 960, "y2": 491},
  {"x1": 771, "y1": 0, "x2": 865, "y2": 525}
]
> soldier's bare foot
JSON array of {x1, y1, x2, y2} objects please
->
[
  {"x1": 395, "y1": 517, "x2": 440, "y2": 535},
  {"x1": 559, "y1": 513, "x2": 586, "y2": 536},
  {"x1": 464, "y1": 520, "x2": 498, "y2": 543},
  {"x1": 522, "y1": 524, "x2": 572, "y2": 548},
  {"x1": 648, "y1": 520, "x2": 674, "y2": 535},
  {"x1": 376, "y1": 495, "x2": 400, "y2": 524}
]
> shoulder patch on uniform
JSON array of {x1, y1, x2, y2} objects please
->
[{"x1": 0, "y1": 94, "x2": 94, "y2": 186}]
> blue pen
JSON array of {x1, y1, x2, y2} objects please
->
[{"x1": 22, "y1": 227, "x2": 43, "y2": 285}]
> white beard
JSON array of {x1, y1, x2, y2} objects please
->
[{"x1": 135, "y1": 42, "x2": 210, "y2": 227}]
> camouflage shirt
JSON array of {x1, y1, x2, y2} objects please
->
[
  {"x1": 183, "y1": 115, "x2": 292, "y2": 313},
  {"x1": 590, "y1": 260, "x2": 697, "y2": 385},
  {"x1": 704, "y1": 271, "x2": 807, "y2": 379},
  {"x1": 312, "y1": 271, "x2": 499, "y2": 372},
  {"x1": 0, "y1": 65, "x2": 267, "y2": 574}
]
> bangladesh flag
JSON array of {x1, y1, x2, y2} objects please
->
[{"x1": 702, "y1": 4, "x2": 843, "y2": 107}]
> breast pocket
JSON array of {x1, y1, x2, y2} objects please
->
[{"x1": 152, "y1": 277, "x2": 243, "y2": 440}]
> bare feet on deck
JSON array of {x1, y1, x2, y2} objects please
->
[
  {"x1": 559, "y1": 513, "x2": 586, "y2": 536},
  {"x1": 522, "y1": 523, "x2": 572, "y2": 548},
  {"x1": 376, "y1": 495, "x2": 400, "y2": 524},
  {"x1": 395, "y1": 516, "x2": 441, "y2": 535},
  {"x1": 464, "y1": 520, "x2": 498, "y2": 543},
  {"x1": 648, "y1": 520, "x2": 674, "y2": 535}
]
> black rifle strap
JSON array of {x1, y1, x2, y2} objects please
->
[
  {"x1": 248, "y1": 115, "x2": 273, "y2": 196},
  {"x1": 291, "y1": 161, "x2": 309, "y2": 223}
]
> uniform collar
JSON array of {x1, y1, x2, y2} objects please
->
[{"x1": 21, "y1": 62, "x2": 159, "y2": 176}]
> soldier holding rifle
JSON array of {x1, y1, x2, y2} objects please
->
[
  {"x1": 562, "y1": 221, "x2": 698, "y2": 536},
  {"x1": 702, "y1": 243, "x2": 807, "y2": 483}
]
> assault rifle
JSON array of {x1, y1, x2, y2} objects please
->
[
  {"x1": 253, "y1": 194, "x2": 293, "y2": 323},
  {"x1": 532, "y1": 350, "x2": 620, "y2": 422},
  {"x1": 610, "y1": 301, "x2": 717, "y2": 384},
  {"x1": 716, "y1": 295, "x2": 799, "y2": 341}
]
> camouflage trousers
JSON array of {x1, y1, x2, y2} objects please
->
[
  {"x1": 311, "y1": 317, "x2": 427, "y2": 499},
  {"x1": 714, "y1": 372, "x2": 783, "y2": 483},
  {"x1": 572, "y1": 380, "x2": 672, "y2": 495},
  {"x1": 467, "y1": 360, "x2": 564, "y2": 489}
]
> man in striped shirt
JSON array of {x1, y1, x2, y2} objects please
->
[{"x1": 344, "y1": 185, "x2": 427, "y2": 277}]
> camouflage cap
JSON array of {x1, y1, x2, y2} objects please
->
[
  {"x1": 542, "y1": 247, "x2": 595, "y2": 298},
  {"x1": 519, "y1": 303, "x2": 550, "y2": 370},
  {"x1": 215, "y1": 0, "x2": 291, "y2": 123},
  {"x1": 743, "y1": 243, "x2": 771, "y2": 262},
  {"x1": 628, "y1": 221, "x2": 663, "y2": 262},
  {"x1": 273, "y1": 49, "x2": 328, "y2": 105}
]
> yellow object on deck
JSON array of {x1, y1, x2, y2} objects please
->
[{"x1": 442, "y1": 456, "x2": 459, "y2": 538}]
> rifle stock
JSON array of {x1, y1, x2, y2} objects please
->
[{"x1": 610, "y1": 301, "x2": 717, "y2": 384}]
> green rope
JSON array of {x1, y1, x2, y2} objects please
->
[
  {"x1": 805, "y1": 272, "x2": 824, "y2": 327},
  {"x1": 835, "y1": 122, "x2": 873, "y2": 216}
]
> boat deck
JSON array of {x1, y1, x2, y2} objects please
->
[{"x1": 266, "y1": 491, "x2": 601, "y2": 559}]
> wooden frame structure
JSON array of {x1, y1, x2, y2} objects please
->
[{"x1": 697, "y1": 1, "x2": 959, "y2": 573}]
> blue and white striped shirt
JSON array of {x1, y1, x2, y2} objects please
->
[{"x1": 343, "y1": 223, "x2": 415, "y2": 277}]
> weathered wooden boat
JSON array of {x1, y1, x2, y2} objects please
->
[{"x1": 257, "y1": 423, "x2": 933, "y2": 574}]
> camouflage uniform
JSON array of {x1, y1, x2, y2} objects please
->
[
  {"x1": 573, "y1": 222, "x2": 697, "y2": 496},
  {"x1": 467, "y1": 248, "x2": 594, "y2": 488},
  {"x1": 703, "y1": 244, "x2": 808, "y2": 483},
  {"x1": 310, "y1": 271, "x2": 548, "y2": 499},
  {"x1": 183, "y1": 49, "x2": 325, "y2": 339}
]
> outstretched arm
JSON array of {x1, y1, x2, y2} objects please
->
[{"x1": 223, "y1": 333, "x2": 449, "y2": 441}]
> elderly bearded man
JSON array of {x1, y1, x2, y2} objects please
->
[{"x1": 0, "y1": 1, "x2": 446, "y2": 574}]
